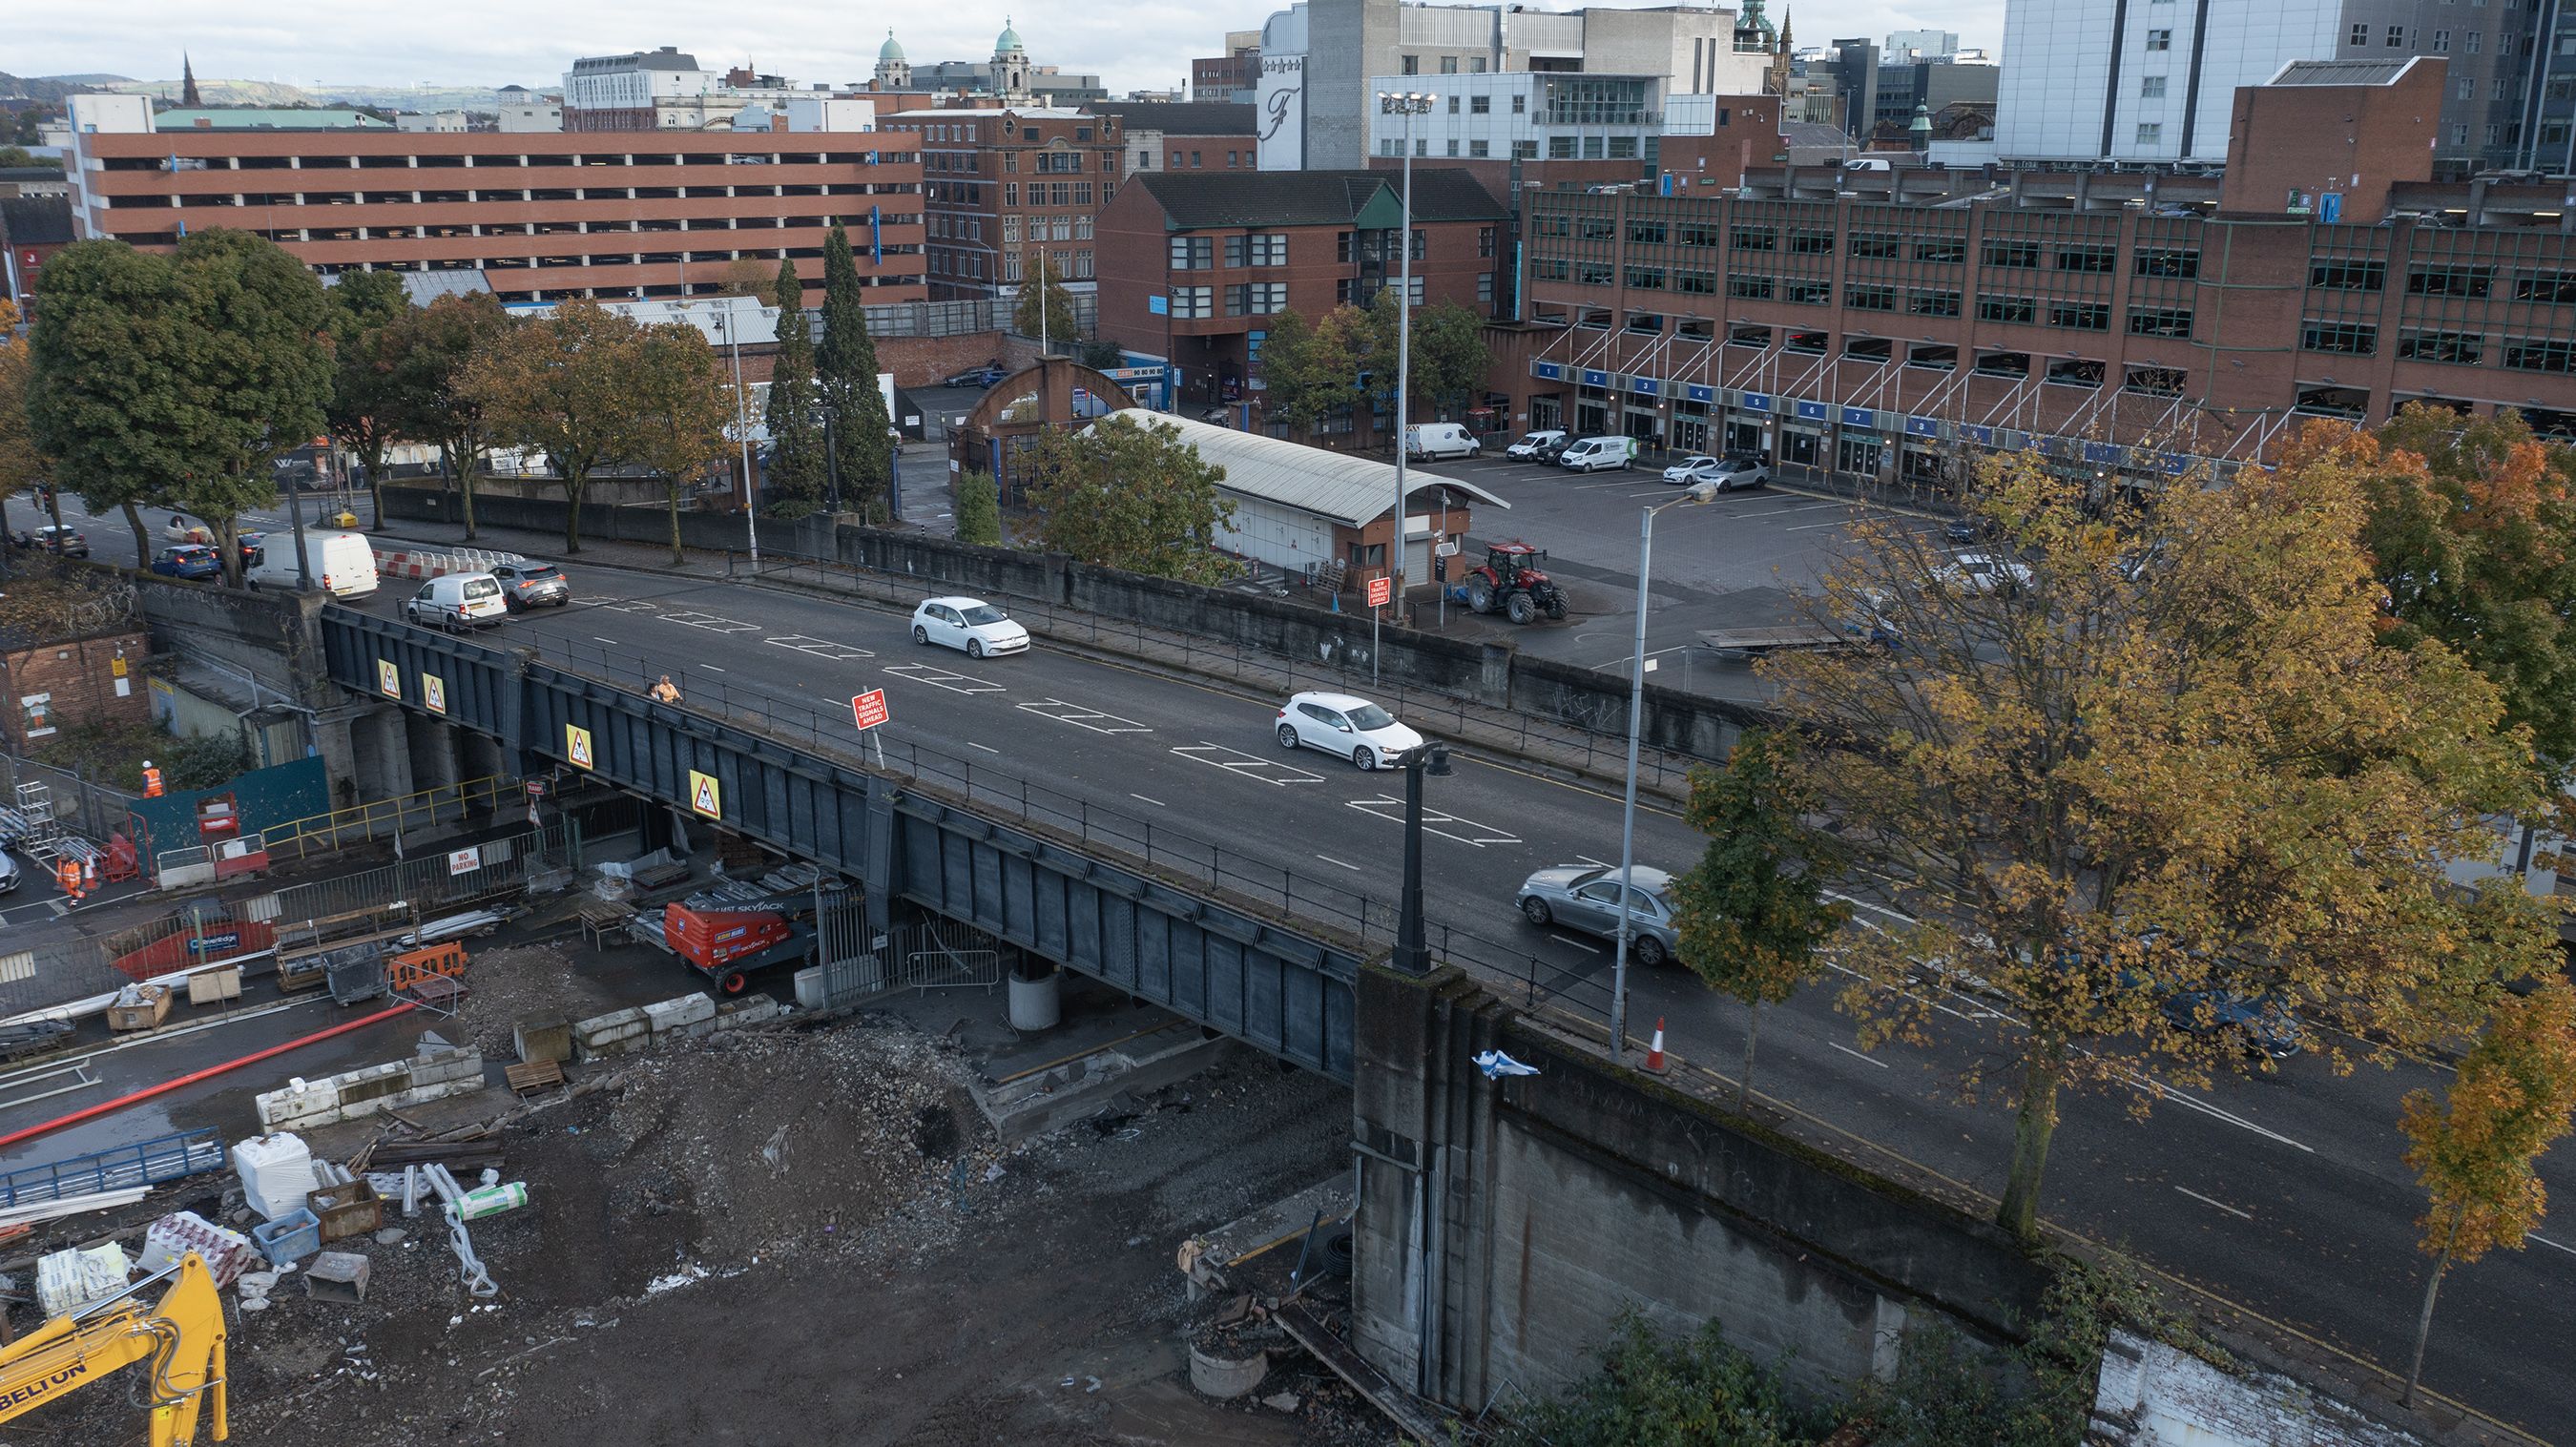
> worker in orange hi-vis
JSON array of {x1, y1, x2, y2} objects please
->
[
  {"x1": 141, "y1": 759, "x2": 164, "y2": 797},
  {"x1": 55, "y1": 858, "x2": 82, "y2": 902}
]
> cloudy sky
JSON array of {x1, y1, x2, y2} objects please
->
[{"x1": 24, "y1": 0, "x2": 2003, "y2": 95}]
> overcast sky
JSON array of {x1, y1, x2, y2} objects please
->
[{"x1": 25, "y1": 1, "x2": 2003, "y2": 96}]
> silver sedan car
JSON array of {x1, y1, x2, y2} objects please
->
[{"x1": 1513, "y1": 864, "x2": 1679, "y2": 967}]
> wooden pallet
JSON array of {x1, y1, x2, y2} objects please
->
[{"x1": 504, "y1": 1059, "x2": 565, "y2": 1097}]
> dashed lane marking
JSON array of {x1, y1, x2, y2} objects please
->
[
  {"x1": 659, "y1": 609, "x2": 758, "y2": 634},
  {"x1": 883, "y1": 662, "x2": 1006, "y2": 694},
  {"x1": 766, "y1": 633, "x2": 876, "y2": 661},
  {"x1": 1170, "y1": 742, "x2": 1326, "y2": 786},
  {"x1": 2174, "y1": 1186, "x2": 2254, "y2": 1221},
  {"x1": 1016, "y1": 697, "x2": 1153, "y2": 734}
]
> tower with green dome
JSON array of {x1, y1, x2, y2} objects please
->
[
  {"x1": 873, "y1": 30, "x2": 911, "y2": 91},
  {"x1": 991, "y1": 19, "x2": 1031, "y2": 101}
]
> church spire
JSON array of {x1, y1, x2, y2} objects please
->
[{"x1": 180, "y1": 52, "x2": 201, "y2": 108}]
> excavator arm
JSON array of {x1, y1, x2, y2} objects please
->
[{"x1": 0, "y1": 1251, "x2": 229, "y2": 1444}]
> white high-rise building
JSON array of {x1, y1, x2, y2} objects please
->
[{"x1": 1884, "y1": 29, "x2": 1959, "y2": 60}]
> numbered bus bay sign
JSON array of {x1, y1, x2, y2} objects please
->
[{"x1": 565, "y1": 724, "x2": 595, "y2": 770}]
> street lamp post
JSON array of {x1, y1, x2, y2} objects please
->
[
  {"x1": 1379, "y1": 91, "x2": 1432, "y2": 624},
  {"x1": 714, "y1": 297, "x2": 762, "y2": 564},
  {"x1": 1393, "y1": 742, "x2": 1455, "y2": 976},
  {"x1": 1607, "y1": 480, "x2": 1720, "y2": 1061}
]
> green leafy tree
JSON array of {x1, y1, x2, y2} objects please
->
[
  {"x1": 953, "y1": 469, "x2": 1002, "y2": 546},
  {"x1": 1672, "y1": 729, "x2": 1849, "y2": 1107},
  {"x1": 1075, "y1": 338, "x2": 1124, "y2": 372},
  {"x1": 0, "y1": 299, "x2": 41, "y2": 573},
  {"x1": 321, "y1": 270, "x2": 414, "y2": 533},
  {"x1": 0, "y1": 146, "x2": 37, "y2": 169},
  {"x1": 622, "y1": 321, "x2": 734, "y2": 565},
  {"x1": 384, "y1": 293, "x2": 510, "y2": 539},
  {"x1": 1763, "y1": 432, "x2": 2558, "y2": 1241},
  {"x1": 462, "y1": 300, "x2": 648, "y2": 554},
  {"x1": 1013, "y1": 249, "x2": 1078, "y2": 351},
  {"x1": 2398, "y1": 982, "x2": 2576, "y2": 1405},
  {"x1": 1257, "y1": 305, "x2": 1373, "y2": 431},
  {"x1": 1359, "y1": 291, "x2": 1490, "y2": 421},
  {"x1": 1497, "y1": 1312, "x2": 1823, "y2": 1447},
  {"x1": 760, "y1": 259, "x2": 827, "y2": 519},
  {"x1": 815, "y1": 221, "x2": 894, "y2": 520},
  {"x1": 1025, "y1": 415, "x2": 1235, "y2": 582},
  {"x1": 2366, "y1": 404, "x2": 2576, "y2": 785},
  {"x1": 24, "y1": 240, "x2": 197, "y2": 566},
  {"x1": 718, "y1": 256, "x2": 775, "y2": 298},
  {"x1": 164, "y1": 229, "x2": 334, "y2": 585}
]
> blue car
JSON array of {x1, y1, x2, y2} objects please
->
[
  {"x1": 2161, "y1": 989, "x2": 2305, "y2": 1061},
  {"x1": 150, "y1": 544, "x2": 221, "y2": 580}
]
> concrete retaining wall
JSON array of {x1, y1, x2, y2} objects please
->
[
  {"x1": 571, "y1": 991, "x2": 778, "y2": 1062},
  {"x1": 254, "y1": 1045, "x2": 488, "y2": 1131}
]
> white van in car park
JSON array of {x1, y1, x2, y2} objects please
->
[
  {"x1": 1404, "y1": 423, "x2": 1481, "y2": 462},
  {"x1": 1556, "y1": 436, "x2": 1634, "y2": 472},
  {"x1": 246, "y1": 530, "x2": 381, "y2": 598},
  {"x1": 403, "y1": 571, "x2": 509, "y2": 630}
]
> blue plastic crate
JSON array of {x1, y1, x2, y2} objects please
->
[{"x1": 252, "y1": 1207, "x2": 321, "y2": 1266}]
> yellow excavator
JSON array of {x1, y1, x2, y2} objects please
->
[{"x1": 0, "y1": 1251, "x2": 228, "y2": 1443}]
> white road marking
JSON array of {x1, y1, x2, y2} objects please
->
[
  {"x1": 1832, "y1": 1043, "x2": 1888, "y2": 1069},
  {"x1": 698, "y1": 665, "x2": 725, "y2": 672},
  {"x1": 1822, "y1": 890, "x2": 1918, "y2": 925},
  {"x1": 766, "y1": 633, "x2": 876, "y2": 662},
  {"x1": 1129, "y1": 794, "x2": 1165, "y2": 808},
  {"x1": 1549, "y1": 934, "x2": 1602, "y2": 954},
  {"x1": 1314, "y1": 854, "x2": 1362, "y2": 872},
  {"x1": 966, "y1": 741, "x2": 1002, "y2": 754},
  {"x1": 2174, "y1": 1186, "x2": 2254, "y2": 1220},
  {"x1": 2529, "y1": 1234, "x2": 2576, "y2": 1258},
  {"x1": 1016, "y1": 697, "x2": 1153, "y2": 734},
  {"x1": 577, "y1": 597, "x2": 660, "y2": 613},
  {"x1": 1170, "y1": 742, "x2": 1326, "y2": 786},
  {"x1": 1574, "y1": 855, "x2": 1610, "y2": 868},
  {"x1": 1785, "y1": 519, "x2": 1857, "y2": 531},
  {"x1": 660, "y1": 610, "x2": 758, "y2": 633},
  {"x1": 1346, "y1": 795, "x2": 1523, "y2": 847},
  {"x1": 2121, "y1": 1070, "x2": 2316, "y2": 1154},
  {"x1": 592, "y1": 636, "x2": 618, "y2": 645},
  {"x1": 884, "y1": 662, "x2": 1006, "y2": 694}
]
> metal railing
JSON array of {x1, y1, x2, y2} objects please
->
[
  {"x1": 0, "y1": 1128, "x2": 228, "y2": 1208},
  {"x1": 261, "y1": 775, "x2": 519, "y2": 862},
  {"x1": 267, "y1": 822, "x2": 568, "y2": 941}
]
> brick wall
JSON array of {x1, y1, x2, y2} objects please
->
[{"x1": 1, "y1": 629, "x2": 151, "y2": 752}]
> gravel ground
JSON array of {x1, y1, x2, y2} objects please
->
[{"x1": 4, "y1": 1006, "x2": 1369, "y2": 1447}]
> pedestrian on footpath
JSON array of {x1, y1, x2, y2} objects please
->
[{"x1": 650, "y1": 673, "x2": 682, "y2": 704}]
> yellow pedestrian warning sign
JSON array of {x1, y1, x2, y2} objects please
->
[
  {"x1": 376, "y1": 659, "x2": 401, "y2": 698},
  {"x1": 566, "y1": 724, "x2": 595, "y2": 770},
  {"x1": 422, "y1": 672, "x2": 447, "y2": 715},
  {"x1": 687, "y1": 769, "x2": 721, "y2": 818}
]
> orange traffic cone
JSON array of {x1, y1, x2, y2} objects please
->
[{"x1": 1644, "y1": 1017, "x2": 1668, "y2": 1074}]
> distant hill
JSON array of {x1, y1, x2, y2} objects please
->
[
  {"x1": 104, "y1": 76, "x2": 524, "y2": 115},
  {"x1": 0, "y1": 72, "x2": 132, "y2": 104}
]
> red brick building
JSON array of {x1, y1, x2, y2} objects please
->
[
  {"x1": 1094, "y1": 169, "x2": 1507, "y2": 417},
  {"x1": 876, "y1": 107, "x2": 1126, "y2": 300},
  {"x1": 64, "y1": 124, "x2": 925, "y2": 307}
]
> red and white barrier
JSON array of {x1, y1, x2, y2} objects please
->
[{"x1": 371, "y1": 548, "x2": 526, "y2": 581}]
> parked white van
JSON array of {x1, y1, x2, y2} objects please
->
[
  {"x1": 1404, "y1": 423, "x2": 1481, "y2": 462},
  {"x1": 246, "y1": 530, "x2": 380, "y2": 599},
  {"x1": 402, "y1": 571, "x2": 509, "y2": 630},
  {"x1": 1556, "y1": 436, "x2": 1634, "y2": 472}
]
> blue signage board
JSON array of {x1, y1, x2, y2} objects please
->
[
  {"x1": 1739, "y1": 392, "x2": 1774, "y2": 413},
  {"x1": 1840, "y1": 405, "x2": 1875, "y2": 428},
  {"x1": 1148, "y1": 295, "x2": 1169, "y2": 316},
  {"x1": 1960, "y1": 423, "x2": 1996, "y2": 446},
  {"x1": 1794, "y1": 400, "x2": 1830, "y2": 422},
  {"x1": 1631, "y1": 376, "x2": 1660, "y2": 397},
  {"x1": 2082, "y1": 442, "x2": 2123, "y2": 465},
  {"x1": 1581, "y1": 368, "x2": 1611, "y2": 388},
  {"x1": 1904, "y1": 416, "x2": 1940, "y2": 438},
  {"x1": 1534, "y1": 360, "x2": 1564, "y2": 381},
  {"x1": 2161, "y1": 452, "x2": 2192, "y2": 475},
  {"x1": 1685, "y1": 384, "x2": 1716, "y2": 405}
]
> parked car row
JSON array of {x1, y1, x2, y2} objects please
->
[
  {"x1": 402, "y1": 559, "x2": 576, "y2": 630},
  {"x1": 1498, "y1": 430, "x2": 1773, "y2": 489}
]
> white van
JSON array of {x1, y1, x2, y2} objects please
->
[
  {"x1": 1557, "y1": 436, "x2": 1634, "y2": 472},
  {"x1": 246, "y1": 530, "x2": 380, "y2": 599},
  {"x1": 402, "y1": 571, "x2": 508, "y2": 630},
  {"x1": 1404, "y1": 423, "x2": 1481, "y2": 462}
]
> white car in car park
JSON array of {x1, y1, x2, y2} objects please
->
[
  {"x1": 1275, "y1": 691, "x2": 1424, "y2": 771},
  {"x1": 910, "y1": 596, "x2": 1029, "y2": 657},
  {"x1": 1505, "y1": 429, "x2": 1567, "y2": 460},
  {"x1": 1933, "y1": 554, "x2": 2034, "y2": 595}
]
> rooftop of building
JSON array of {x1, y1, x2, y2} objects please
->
[
  {"x1": 1083, "y1": 102, "x2": 1257, "y2": 135},
  {"x1": 1, "y1": 165, "x2": 66, "y2": 182},
  {"x1": 1104, "y1": 410, "x2": 1507, "y2": 527},
  {"x1": 152, "y1": 107, "x2": 392, "y2": 130},
  {"x1": 2265, "y1": 57, "x2": 2422, "y2": 88},
  {"x1": 571, "y1": 47, "x2": 701, "y2": 72},
  {"x1": 0, "y1": 196, "x2": 73, "y2": 247},
  {"x1": 887, "y1": 106, "x2": 1091, "y2": 121},
  {"x1": 1130, "y1": 167, "x2": 1506, "y2": 228}
]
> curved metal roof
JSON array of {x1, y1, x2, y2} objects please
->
[{"x1": 1102, "y1": 410, "x2": 1508, "y2": 527}]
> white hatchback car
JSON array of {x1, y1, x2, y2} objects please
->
[
  {"x1": 911, "y1": 596, "x2": 1029, "y2": 657},
  {"x1": 1933, "y1": 553, "x2": 2034, "y2": 595},
  {"x1": 1275, "y1": 691, "x2": 1424, "y2": 771}
]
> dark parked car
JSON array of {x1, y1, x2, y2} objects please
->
[
  {"x1": 2161, "y1": 990, "x2": 2305, "y2": 1061},
  {"x1": 150, "y1": 544, "x2": 222, "y2": 580},
  {"x1": 490, "y1": 559, "x2": 572, "y2": 610},
  {"x1": 943, "y1": 363, "x2": 1006, "y2": 388},
  {"x1": 236, "y1": 531, "x2": 264, "y2": 567},
  {"x1": 23, "y1": 525, "x2": 88, "y2": 557},
  {"x1": 1942, "y1": 516, "x2": 1996, "y2": 545}
]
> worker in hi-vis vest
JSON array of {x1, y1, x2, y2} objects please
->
[{"x1": 142, "y1": 759, "x2": 164, "y2": 797}]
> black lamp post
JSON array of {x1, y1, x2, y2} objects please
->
[{"x1": 1393, "y1": 741, "x2": 1454, "y2": 976}]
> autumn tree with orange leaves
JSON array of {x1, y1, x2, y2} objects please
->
[
  {"x1": 1762, "y1": 424, "x2": 2559, "y2": 1241},
  {"x1": 2365, "y1": 404, "x2": 2576, "y2": 783},
  {"x1": 2398, "y1": 982, "x2": 2576, "y2": 1405}
]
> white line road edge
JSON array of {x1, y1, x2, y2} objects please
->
[{"x1": 2174, "y1": 1186, "x2": 2254, "y2": 1220}]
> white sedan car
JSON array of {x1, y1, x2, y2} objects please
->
[
  {"x1": 1661, "y1": 454, "x2": 1722, "y2": 483},
  {"x1": 1932, "y1": 554, "x2": 2034, "y2": 595},
  {"x1": 910, "y1": 596, "x2": 1030, "y2": 658},
  {"x1": 1275, "y1": 691, "x2": 1424, "y2": 771}
]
